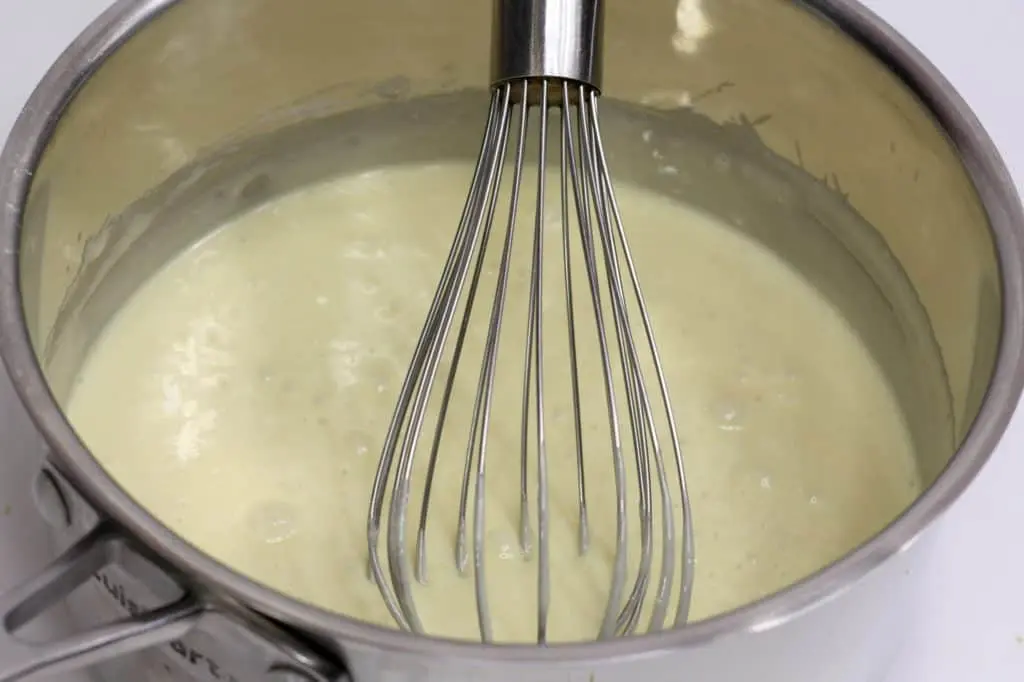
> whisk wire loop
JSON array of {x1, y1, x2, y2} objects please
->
[{"x1": 366, "y1": 77, "x2": 694, "y2": 643}]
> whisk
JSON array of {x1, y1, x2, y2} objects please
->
[{"x1": 367, "y1": 0, "x2": 694, "y2": 643}]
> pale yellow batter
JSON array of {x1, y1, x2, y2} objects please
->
[{"x1": 67, "y1": 162, "x2": 921, "y2": 643}]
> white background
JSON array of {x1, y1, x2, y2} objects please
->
[{"x1": 0, "y1": 1, "x2": 1022, "y2": 680}]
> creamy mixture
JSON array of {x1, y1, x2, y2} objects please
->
[{"x1": 67, "y1": 162, "x2": 921, "y2": 643}]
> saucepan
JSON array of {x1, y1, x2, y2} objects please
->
[{"x1": 0, "y1": 0, "x2": 1021, "y2": 680}]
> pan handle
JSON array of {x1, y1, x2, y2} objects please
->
[
  {"x1": 0, "y1": 523, "x2": 202, "y2": 682},
  {"x1": 1, "y1": 480, "x2": 351, "y2": 682}
]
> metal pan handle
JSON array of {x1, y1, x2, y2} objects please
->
[
  {"x1": 0, "y1": 523, "x2": 202, "y2": 682},
  {"x1": 1, "y1": 468, "x2": 351, "y2": 682}
]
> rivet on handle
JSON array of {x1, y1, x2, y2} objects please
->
[{"x1": 31, "y1": 468, "x2": 72, "y2": 529}]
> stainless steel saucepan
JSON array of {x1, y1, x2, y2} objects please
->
[{"x1": 0, "y1": 1, "x2": 1021, "y2": 681}]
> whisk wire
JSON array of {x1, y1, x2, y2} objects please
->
[
  {"x1": 467, "y1": 79, "x2": 533, "y2": 642},
  {"x1": 588, "y1": 94, "x2": 696, "y2": 625},
  {"x1": 580, "y1": 89, "x2": 657, "y2": 637},
  {"x1": 558, "y1": 83, "x2": 590, "y2": 560},
  {"x1": 366, "y1": 86, "x2": 512, "y2": 632},
  {"x1": 416, "y1": 85, "x2": 515, "y2": 584},
  {"x1": 561, "y1": 84, "x2": 630, "y2": 639},
  {"x1": 389, "y1": 90, "x2": 518, "y2": 632},
  {"x1": 367, "y1": 76, "x2": 695, "y2": 643},
  {"x1": 526, "y1": 84, "x2": 552, "y2": 644}
]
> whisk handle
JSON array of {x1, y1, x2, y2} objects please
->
[{"x1": 490, "y1": 0, "x2": 604, "y2": 89}]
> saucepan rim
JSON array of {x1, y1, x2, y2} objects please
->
[{"x1": 0, "y1": 0, "x2": 1021, "y2": 664}]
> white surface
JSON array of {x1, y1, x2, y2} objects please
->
[{"x1": 0, "y1": 1, "x2": 1021, "y2": 680}]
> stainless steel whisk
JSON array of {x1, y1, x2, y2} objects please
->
[{"x1": 367, "y1": 0, "x2": 695, "y2": 643}]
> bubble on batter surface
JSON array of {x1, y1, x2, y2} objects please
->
[{"x1": 247, "y1": 501, "x2": 299, "y2": 544}]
